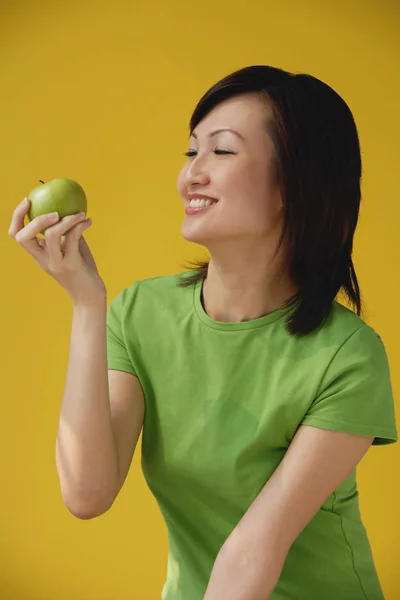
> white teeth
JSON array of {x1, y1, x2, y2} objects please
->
[{"x1": 189, "y1": 198, "x2": 218, "y2": 208}]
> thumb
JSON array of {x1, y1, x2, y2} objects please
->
[
  {"x1": 79, "y1": 235, "x2": 97, "y2": 269},
  {"x1": 63, "y1": 218, "x2": 92, "y2": 259}
]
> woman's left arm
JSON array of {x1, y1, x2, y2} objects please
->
[{"x1": 203, "y1": 424, "x2": 374, "y2": 600}]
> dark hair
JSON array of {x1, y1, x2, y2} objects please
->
[{"x1": 177, "y1": 65, "x2": 364, "y2": 337}]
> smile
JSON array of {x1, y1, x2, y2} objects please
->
[{"x1": 185, "y1": 201, "x2": 219, "y2": 215}]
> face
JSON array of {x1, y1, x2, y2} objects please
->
[{"x1": 177, "y1": 93, "x2": 284, "y2": 252}]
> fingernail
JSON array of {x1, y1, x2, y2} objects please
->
[
  {"x1": 21, "y1": 197, "x2": 28, "y2": 206},
  {"x1": 48, "y1": 212, "x2": 59, "y2": 220},
  {"x1": 78, "y1": 212, "x2": 86, "y2": 217}
]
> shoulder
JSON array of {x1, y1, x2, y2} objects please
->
[
  {"x1": 324, "y1": 300, "x2": 368, "y2": 335},
  {"x1": 110, "y1": 270, "x2": 194, "y2": 315},
  {"x1": 312, "y1": 304, "x2": 393, "y2": 416},
  {"x1": 315, "y1": 301, "x2": 385, "y2": 353},
  {"x1": 290, "y1": 301, "x2": 390, "y2": 391},
  {"x1": 125, "y1": 271, "x2": 192, "y2": 298}
]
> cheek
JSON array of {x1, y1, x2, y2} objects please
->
[
  {"x1": 225, "y1": 163, "x2": 267, "y2": 205},
  {"x1": 225, "y1": 162, "x2": 248, "y2": 186},
  {"x1": 225, "y1": 159, "x2": 267, "y2": 192},
  {"x1": 228, "y1": 163, "x2": 282, "y2": 224}
]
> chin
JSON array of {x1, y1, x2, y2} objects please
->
[
  {"x1": 180, "y1": 220, "x2": 214, "y2": 244},
  {"x1": 181, "y1": 227, "x2": 205, "y2": 245}
]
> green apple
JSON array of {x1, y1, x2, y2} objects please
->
[{"x1": 27, "y1": 178, "x2": 87, "y2": 234}]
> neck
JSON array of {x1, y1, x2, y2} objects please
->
[{"x1": 201, "y1": 253, "x2": 298, "y2": 324}]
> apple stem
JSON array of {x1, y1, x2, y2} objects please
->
[{"x1": 39, "y1": 180, "x2": 45, "y2": 184}]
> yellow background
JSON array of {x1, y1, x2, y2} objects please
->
[{"x1": 1, "y1": 1, "x2": 399, "y2": 598}]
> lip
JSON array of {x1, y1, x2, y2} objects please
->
[
  {"x1": 185, "y1": 200, "x2": 218, "y2": 216},
  {"x1": 186, "y1": 193, "x2": 219, "y2": 212}
]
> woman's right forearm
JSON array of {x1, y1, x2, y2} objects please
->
[{"x1": 56, "y1": 296, "x2": 118, "y2": 518}]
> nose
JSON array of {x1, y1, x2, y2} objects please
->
[{"x1": 184, "y1": 155, "x2": 210, "y2": 188}]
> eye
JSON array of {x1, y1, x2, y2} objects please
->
[
  {"x1": 215, "y1": 149, "x2": 234, "y2": 155},
  {"x1": 183, "y1": 149, "x2": 234, "y2": 158}
]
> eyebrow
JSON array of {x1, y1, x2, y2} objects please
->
[{"x1": 190, "y1": 128, "x2": 245, "y2": 141}]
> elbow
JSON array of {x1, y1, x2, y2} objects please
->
[
  {"x1": 67, "y1": 503, "x2": 111, "y2": 520},
  {"x1": 61, "y1": 490, "x2": 116, "y2": 520},
  {"x1": 65, "y1": 499, "x2": 114, "y2": 520}
]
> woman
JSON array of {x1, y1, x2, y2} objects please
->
[{"x1": 9, "y1": 65, "x2": 398, "y2": 599}]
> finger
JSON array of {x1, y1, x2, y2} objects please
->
[
  {"x1": 63, "y1": 219, "x2": 93, "y2": 260},
  {"x1": 45, "y1": 213, "x2": 86, "y2": 262},
  {"x1": 14, "y1": 210, "x2": 61, "y2": 262},
  {"x1": 8, "y1": 197, "x2": 31, "y2": 239}
]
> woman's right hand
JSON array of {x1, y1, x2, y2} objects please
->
[{"x1": 9, "y1": 197, "x2": 107, "y2": 307}]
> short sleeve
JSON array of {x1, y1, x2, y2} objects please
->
[
  {"x1": 106, "y1": 286, "x2": 137, "y2": 376},
  {"x1": 302, "y1": 325, "x2": 398, "y2": 445}
]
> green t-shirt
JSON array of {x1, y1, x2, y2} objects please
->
[{"x1": 106, "y1": 272, "x2": 398, "y2": 600}]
